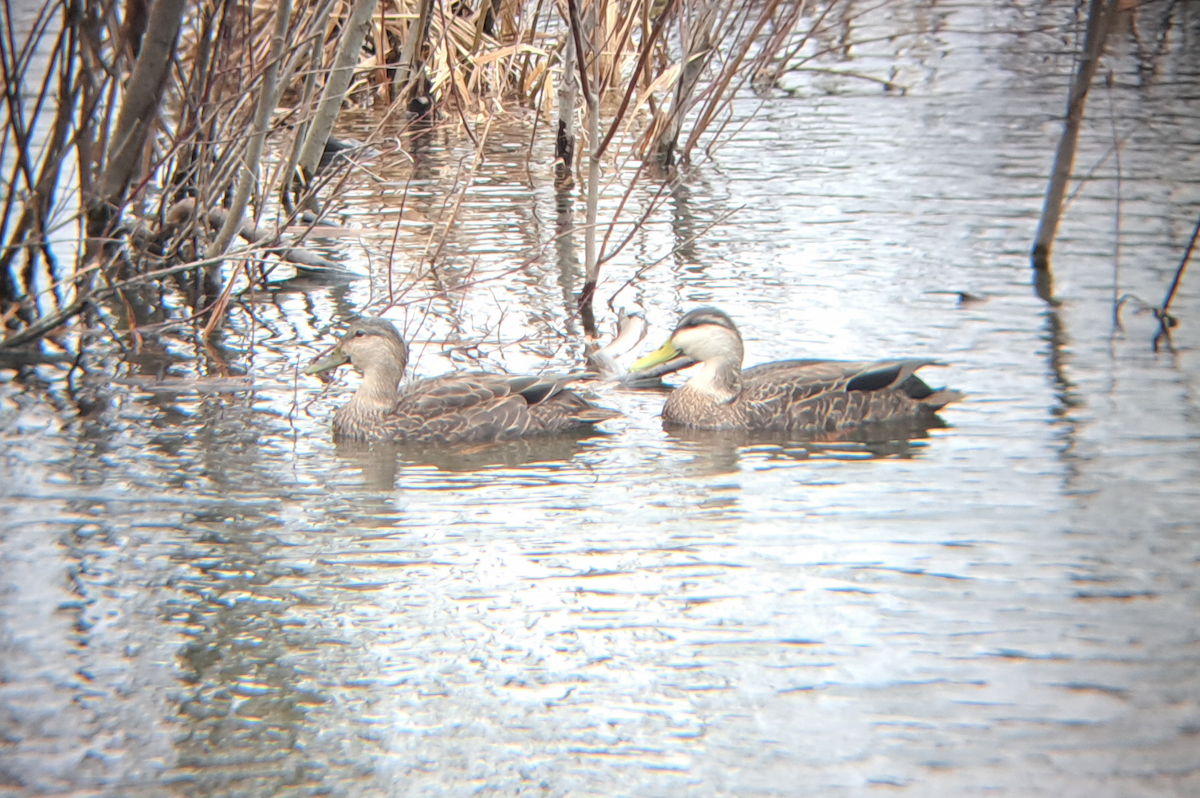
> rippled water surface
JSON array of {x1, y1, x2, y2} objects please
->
[{"x1": 4, "y1": 1, "x2": 1200, "y2": 795}]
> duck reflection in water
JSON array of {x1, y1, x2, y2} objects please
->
[{"x1": 330, "y1": 434, "x2": 610, "y2": 489}]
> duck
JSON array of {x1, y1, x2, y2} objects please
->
[
  {"x1": 304, "y1": 317, "x2": 619, "y2": 443},
  {"x1": 628, "y1": 307, "x2": 961, "y2": 435}
]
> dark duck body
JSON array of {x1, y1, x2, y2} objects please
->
[
  {"x1": 305, "y1": 318, "x2": 618, "y2": 444},
  {"x1": 629, "y1": 307, "x2": 961, "y2": 436}
]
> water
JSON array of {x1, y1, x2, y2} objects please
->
[{"x1": 3, "y1": 1, "x2": 1200, "y2": 795}]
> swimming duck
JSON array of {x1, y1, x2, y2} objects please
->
[
  {"x1": 304, "y1": 317, "x2": 619, "y2": 443},
  {"x1": 629, "y1": 307, "x2": 961, "y2": 434}
]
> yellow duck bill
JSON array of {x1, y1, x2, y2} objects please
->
[{"x1": 629, "y1": 339, "x2": 697, "y2": 376}]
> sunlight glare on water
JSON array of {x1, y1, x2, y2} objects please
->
[{"x1": 2, "y1": 1, "x2": 1200, "y2": 796}]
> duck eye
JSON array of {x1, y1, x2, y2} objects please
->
[{"x1": 354, "y1": 330, "x2": 366, "y2": 338}]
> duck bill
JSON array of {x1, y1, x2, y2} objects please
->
[
  {"x1": 303, "y1": 347, "x2": 349, "y2": 375},
  {"x1": 629, "y1": 339, "x2": 696, "y2": 377}
]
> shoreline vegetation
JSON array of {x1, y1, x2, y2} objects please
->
[{"x1": 0, "y1": 0, "x2": 1190, "y2": 357}]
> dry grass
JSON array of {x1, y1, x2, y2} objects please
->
[{"x1": 1, "y1": 0, "x2": 866, "y2": 347}]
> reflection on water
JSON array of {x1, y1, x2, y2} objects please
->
[
  {"x1": 655, "y1": 420, "x2": 947, "y2": 478},
  {"x1": 3, "y1": 0, "x2": 1200, "y2": 795},
  {"x1": 332, "y1": 434, "x2": 610, "y2": 488}
]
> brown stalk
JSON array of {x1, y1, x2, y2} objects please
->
[
  {"x1": 680, "y1": 0, "x2": 787, "y2": 162},
  {"x1": 91, "y1": 0, "x2": 188, "y2": 225},
  {"x1": 594, "y1": 0, "x2": 679, "y2": 160},
  {"x1": 1032, "y1": 0, "x2": 1119, "y2": 273}
]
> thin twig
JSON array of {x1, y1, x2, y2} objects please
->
[{"x1": 1152, "y1": 211, "x2": 1199, "y2": 351}]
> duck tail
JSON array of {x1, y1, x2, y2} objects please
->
[
  {"x1": 918, "y1": 388, "x2": 964, "y2": 411},
  {"x1": 574, "y1": 406, "x2": 623, "y2": 425},
  {"x1": 895, "y1": 367, "x2": 962, "y2": 412}
]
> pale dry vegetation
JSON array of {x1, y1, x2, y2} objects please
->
[
  {"x1": 4, "y1": 0, "x2": 1182, "y2": 353},
  {"x1": 0, "y1": 0, "x2": 868, "y2": 349}
]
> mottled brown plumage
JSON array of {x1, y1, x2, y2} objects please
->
[
  {"x1": 630, "y1": 307, "x2": 961, "y2": 435},
  {"x1": 304, "y1": 318, "x2": 619, "y2": 443}
]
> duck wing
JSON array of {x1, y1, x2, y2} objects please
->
[
  {"x1": 391, "y1": 372, "x2": 616, "y2": 443},
  {"x1": 397, "y1": 371, "x2": 595, "y2": 411},
  {"x1": 499, "y1": 372, "x2": 621, "y2": 432},
  {"x1": 738, "y1": 359, "x2": 957, "y2": 432}
]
